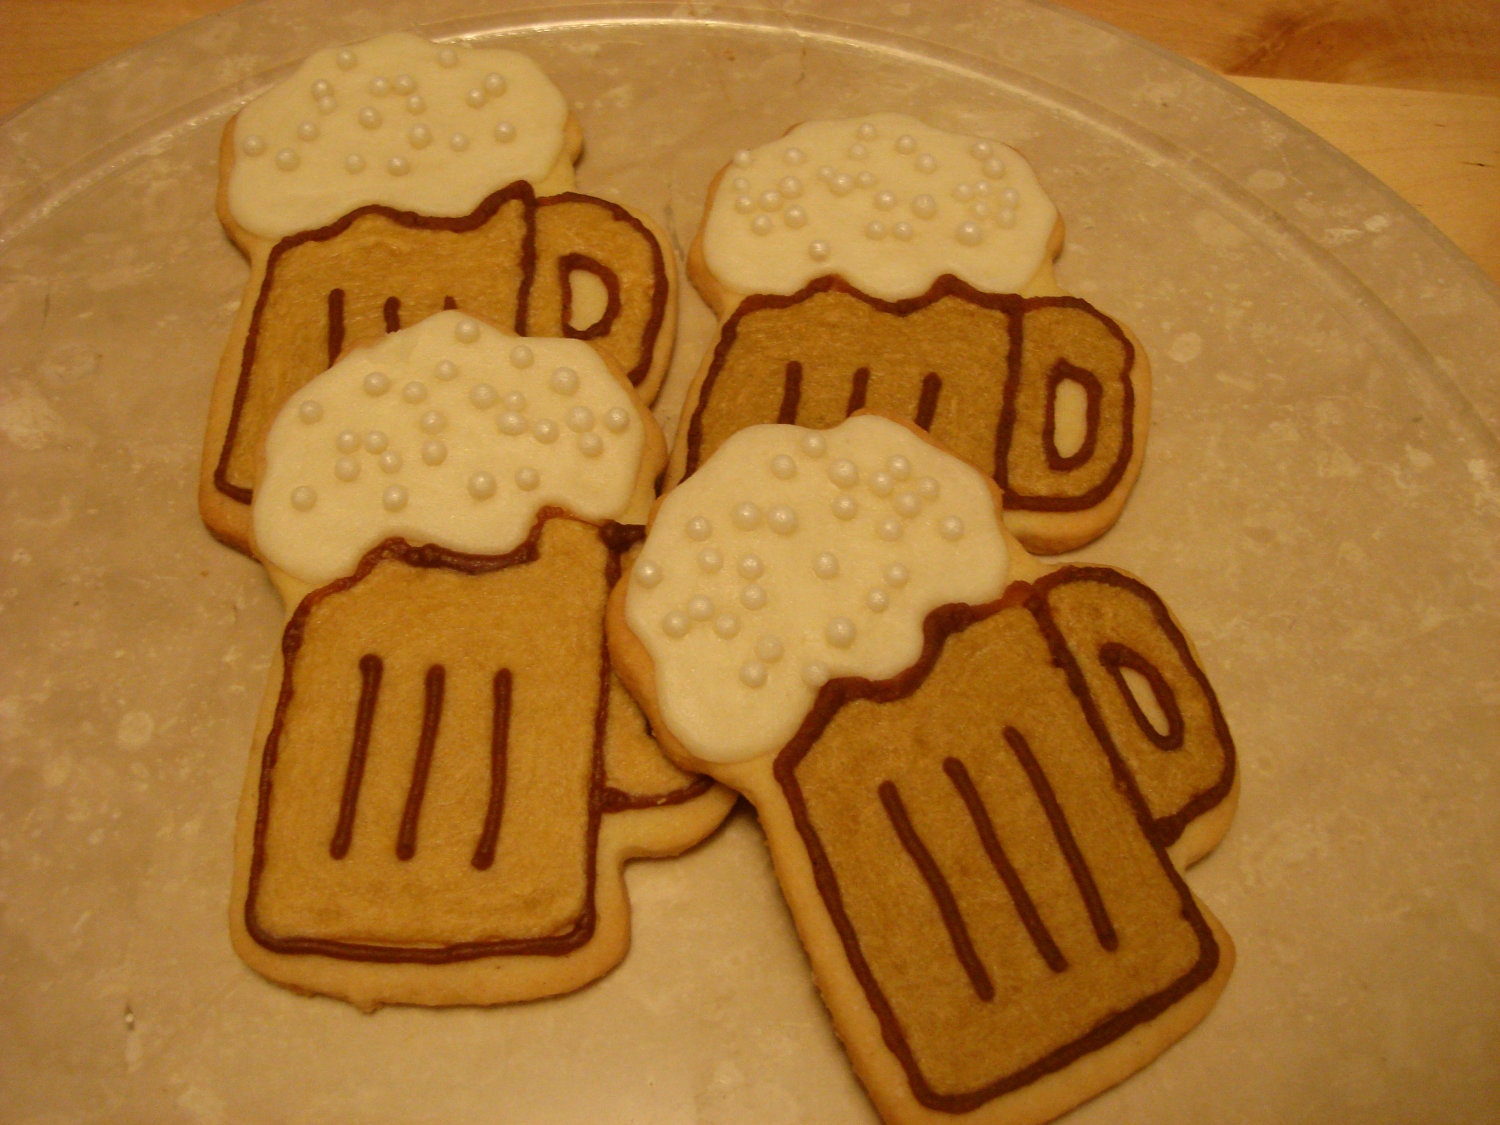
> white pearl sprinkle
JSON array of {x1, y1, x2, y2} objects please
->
[
  {"x1": 698, "y1": 547, "x2": 723, "y2": 574},
  {"x1": 809, "y1": 240, "x2": 831, "y2": 262},
  {"x1": 732, "y1": 149, "x2": 754, "y2": 167},
  {"x1": 358, "y1": 106, "x2": 382, "y2": 129},
  {"x1": 369, "y1": 76, "x2": 391, "y2": 97},
  {"x1": 957, "y1": 221, "x2": 983, "y2": 246},
  {"x1": 604, "y1": 407, "x2": 631, "y2": 433},
  {"x1": 877, "y1": 518, "x2": 903, "y2": 542},
  {"x1": 870, "y1": 472, "x2": 894, "y2": 497},
  {"x1": 732, "y1": 502, "x2": 762, "y2": 530},
  {"x1": 831, "y1": 495, "x2": 859, "y2": 520},
  {"x1": 466, "y1": 88, "x2": 487, "y2": 108},
  {"x1": 290, "y1": 486, "x2": 316, "y2": 511},
  {"x1": 635, "y1": 560, "x2": 663, "y2": 587},
  {"x1": 848, "y1": 143, "x2": 868, "y2": 160},
  {"x1": 336, "y1": 49, "x2": 358, "y2": 69},
  {"x1": 734, "y1": 195, "x2": 755, "y2": 215},
  {"x1": 751, "y1": 215, "x2": 774, "y2": 236},
  {"x1": 297, "y1": 120, "x2": 319, "y2": 141},
  {"x1": 386, "y1": 156, "x2": 411, "y2": 176},
  {"x1": 856, "y1": 121, "x2": 878, "y2": 141},
  {"x1": 497, "y1": 411, "x2": 528, "y2": 436},
  {"x1": 337, "y1": 429, "x2": 361, "y2": 453},
  {"x1": 275, "y1": 148, "x2": 300, "y2": 172},
  {"x1": 784, "y1": 205, "x2": 808, "y2": 229},
  {"x1": 297, "y1": 399, "x2": 323, "y2": 424},
  {"x1": 383, "y1": 484, "x2": 408, "y2": 511},
  {"x1": 550, "y1": 367, "x2": 579, "y2": 395},
  {"x1": 770, "y1": 454, "x2": 797, "y2": 480},
  {"x1": 484, "y1": 72, "x2": 507, "y2": 95},
  {"x1": 759, "y1": 190, "x2": 783, "y2": 211},
  {"x1": 856, "y1": 170, "x2": 876, "y2": 188},
  {"x1": 362, "y1": 370, "x2": 388, "y2": 398},
  {"x1": 567, "y1": 405, "x2": 596, "y2": 432},
  {"x1": 469, "y1": 471, "x2": 496, "y2": 499},
  {"x1": 997, "y1": 207, "x2": 1017, "y2": 229},
  {"x1": 687, "y1": 596, "x2": 714, "y2": 621},
  {"x1": 394, "y1": 74, "x2": 417, "y2": 96},
  {"x1": 311, "y1": 79, "x2": 333, "y2": 99},
  {"x1": 454, "y1": 318, "x2": 481, "y2": 343},
  {"x1": 783, "y1": 147, "x2": 805, "y2": 164},
  {"x1": 687, "y1": 516, "x2": 712, "y2": 541},
  {"x1": 803, "y1": 661, "x2": 830, "y2": 688},
  {"x1": 510, "y1": 344, "x2": 534, "y2": 368},
  {"x1": 767, "y1": 505, "x2": 798, "y2": 535},
  {"x1": 813, "y1": 552, "x2": 839, "y2": 579},
  {"x1": 954, "y1": 183, "x2": 975, "y2": 203},
  {"x1": 532, "y1": 419, "x2": 559, "y2": 444},
  {"x1": 892, "y1": 221, "x2": 914, "y2": 241},
  {"x1": 740, "y1": 584, "x2": 768, "y2": 610},
  {"x1": 912, "y1": 193, "x2": 937, "y2": 220},
  {"x1": 450, "y1": 132, "x2": 470, "y2": 151},
  {"x1": 437, "y1": 47, "x2": 459, "y2": 67},
  {"x1": 826, "y1": 617, "x2": 856, "y2": 648},
  {"x1": 866, "y1": 589, "x2": 890, "y2": 612},
  {"x1": 829, "y1": 173, "x2": 854, "y2": 196},
  {"x1": 917, "y1": 476, "x2": 941, "y2": 499},
  {"x1": 895, "y1": 491, "x2": 923, "y2": 517},
  {"x1": 334, "y1": 456, "x2": 360, "y2": 482},
  {"x1": 885, "y1": 562, "x2": 910, "y2": 587},
  {"x1": 895, "y1": 134, "x2": 917, "y2": 155},
  {"x1": 662, "y1": 611, "x2": 690, "y2": 638},
  {"x1": 344, "y1": 154, "x2": 366, "y2": 174},
  {"x1": 364, "y1": 430, "x2": 388, "y2": 453},
  {"x1": 317, "y1": 95, "x2": 338, "y2": 115},
  {"x1": 756, "y1": 636, "x2": 784, "y2": 662},
  {"x1": 874, "y1": 190, "x2": 898, "y2": 211},
  {"x1": 503, "y1": 390, "x2": 526, "y2": 411},
  {"x1": 402, "y1": 381, "x2": 427, "y2": 404},
  {"x1": 917, "y1": 153, "x2": 938, "y2": 173},
  {"x1": 714, "y1": 614, "x2": 741, "y2": 639},
  {"x1": 578, "y1": 432, "x2": 604, "y2": 457},
  {"x1": 828, "y1": 459, "x2": 859, "y2": 488},
  {"x1": 435, "y1": 359, "x2": 459, "y2": 380},
  {"x1": 379, "y1": 450, "x2": 402, "y2": 474},
  {"x1": 887, "y1": 455, "x2": 912, "y2": 479},
  {"x1": 939, "y1": 515, "x2": 966, "y2": 540},
  {"x1": 740, "y1": 662, "x2": 768, "y2": 689},
  {"x1": 469, "y1": 384, "x2": 498, "y2": 409},
  {"x1": 494, "y1": 121, "x2": 516, "y2": 143},
  {"x1": 241, "y1": 134, "x2": 267, "y2": 156},
  {"x1": 406, "y1": 95, "x2": 426, "y2": 114},
  {"x1": 408, "y1": 124, "x2": 432, "y2": 148},
  {"x1": 515, "y1": 466, "x2": 540, "y2": 491},
  {"x1": 801, "y1": 432, "x2": 827, "y2": 457},
  {"x1": 738, "y1": 554, "x2": 764, "y2": 580},
  {"x1": 421, "y1": 439, "x2": 447, "y2": 466},
  {"x1": 779, "y1": 175, "x2": 803, "y2": 198},
  {"x1": 865, "y1": 221, "x2": 887, "y2": 241},
  {"x1": 984, "y1": 156, "x2": 1008, "y2": 178}
]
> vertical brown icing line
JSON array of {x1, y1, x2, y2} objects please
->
[
  {"x1": 915, "y1": 372, "x2": 942, "y2": 431},
  {"x1": 383, "y1": 296, "x2": 402, "y2": 334},
  {"x1": 1100, "y1": 642, "x2": 1185, "y2": 751},
  {"x1": 326, "y1": 288, "x2": 346, "y2": 366},
  {"x1": 471, "y1": 668, "x2": 512, "y2": 870},
  {"x1": 778, "y1": 361, "x2": 803, "y2": 424},
  {"x1": 1004, "y1": 726, "x2": 1117, "y2": 952},
  {"x1": 845, "y1": 366, "x2": 871, "y2": 416},
  {"x1": 1044, "y1": 360, "x2": 1102, "y2": 472},
  {"x1": 878, "y1": 779, "x2": 995, "y2": 1002},
  {"x1": 396, "y1": 664, "x2": 445, "y2": 861},
  {"x1": 943, "y1": 756, "x2": 1068, "y2": 973},
  {"x1": 330, "y1": 653, "x2": 382, "y2": 860},
  {"x1": 514, "y1": 187, "x2": 539, "y2": 336}
]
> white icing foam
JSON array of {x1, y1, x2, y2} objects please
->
[
  {"x1": 626, "y1": 416, "x2": 1010, "y2": 763},
  {"x1": 700, "y1": 114, "x2": 1058, "y2": 300},
  {"x1": 228, "y1": 33, "x2": 569, "y2": 239},
  {"x1": 253, "y1": 311, "x2": 644, "y2": 586}
]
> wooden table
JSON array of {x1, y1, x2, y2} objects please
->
[{"x1": 2, "y1": 0, "x2": 1496, "y2": 284}]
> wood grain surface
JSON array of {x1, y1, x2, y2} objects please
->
[{"x1": 1, "y1": 0, "x2": 1496, "y2": 281}]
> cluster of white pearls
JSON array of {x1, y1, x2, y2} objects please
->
[
  {"x1": 722, "y1": 118, "x2": 1025, "y2": 262},
  {"x1": 633, "y1": 429, "x2": 972, "y2": 694},
  {"x1": 283, "y1": 317, "x2": 631, "y2": 517},
  {"x1": 237, "y1": 42, "x2": 523, "y2": 181}
]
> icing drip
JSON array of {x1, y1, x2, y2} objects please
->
[
  {"x1": 700, "y1": 114, "x2": 1058, "y2": 300},
  {"x1": 626, "y1": 416, "x2": 1009, "y2": 762},
  {"x1": 254, "y1": 311, "x2": 644, "y2": 586},
  {"x1": 228, "y1": 33, "x2": 569, "y2": 239}
]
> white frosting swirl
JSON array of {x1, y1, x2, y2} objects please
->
[
  {"x1": 700, "y1": 114, "x2": 1058, "y2": 300},
  {"x1": 253, "y1": 311, "x2": 644, "y2": 586},
  {"x1": 228, "y1": 33, "x2": 569, "y2": 239},
  {"x1": 626, "y1": 416, "x2": 1010, "y2": 763}
]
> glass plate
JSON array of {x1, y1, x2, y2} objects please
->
[{"x1": 2, "y1": 2, "x2": 1495, "y2": 1121}]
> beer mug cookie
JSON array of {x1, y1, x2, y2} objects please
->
[
  {"x1": 608, "y1": 414, "x2": 1236, "y2": 1124},
  {"x1": 233, "y1": 311, "x2": 733, "y2": 1010},
  {"x1": 201, "y1": 33, "x2": 676, "y2": 556},
  {"x1": 672, "y1": 114, "x2": 1148, "y2": 555}
]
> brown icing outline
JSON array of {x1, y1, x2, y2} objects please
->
[
  {"x1": 771, "y1": 567, "x2": 1224, "y2": 1113},
  {"x1": 214, "y1": 182, "x2": 670, "y2": 506},
  {"x1": 245, "y1": 514, "x2": 703, "y2": 962},
  {"x1": 681, "y1": 275, "x2": 1135, "y2": 513},
  {"x1": 1048, "y1": 569, "x2": 1236, "y2": 847}
]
